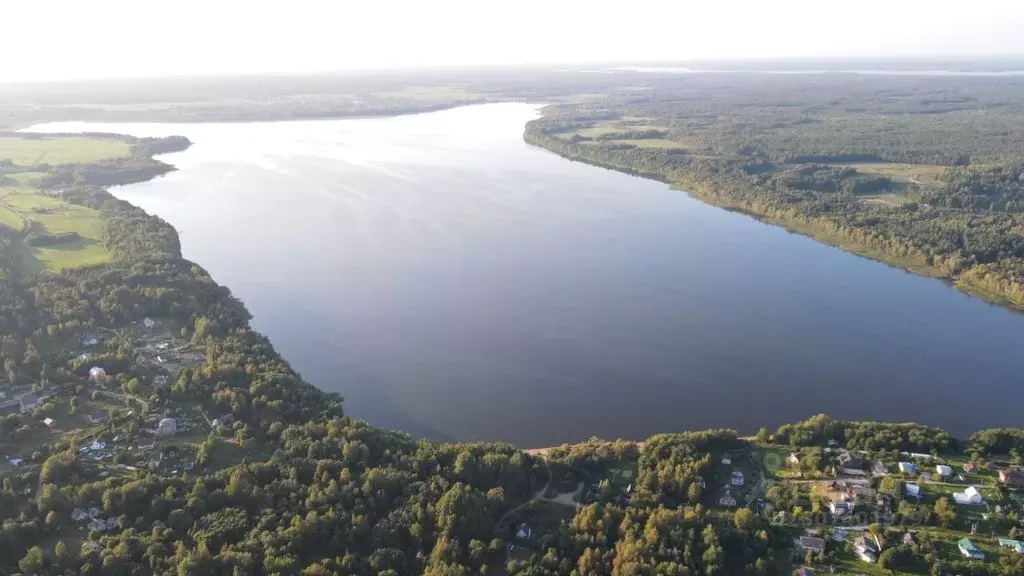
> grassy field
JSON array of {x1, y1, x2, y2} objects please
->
[
  {"x1": 577, "y1": 122, "x2": 670, "y2": 139},
  {"x1": 0, "y1": 134, "x2": 119, "y2": 274},
  {"x1": 375, "y1": 85, "x2": 483, "y2": 101},
  {"x1": 0, "y1": 190, "x2": 111, "y2": 272},
  {"x1": 843, "y1": 162, "x2": 947, "y2": 186},
  {"x1": 0, "y1": 203, "x2": 22, "y2": 228},
  {"x1": 606, "y1": 138, "x2": 684, "y2": 149},
  {"x1": 0, "y1": 136, "x2": 130, "y2": 165},
  {"x1": 557, "y1": 120, "x2": 691, "y2": 151}
]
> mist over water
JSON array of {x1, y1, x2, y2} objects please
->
[{"x1": 29, "y1": 104, "x2": 1024, "y2": 446}]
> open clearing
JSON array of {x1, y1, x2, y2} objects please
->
[
  {"x1": 0, "y1": 191, "x2": 111, "y2": 273},
  {"x1": 578, "y1": 122, "x2": 671, "y2": 139},
  {"x1": 0, "y1": 134, "x2": 117, "y2": 274},
  {"x1": 843, "y1": 162, "x2": 947, "y2": 186},
  {"x1": 0, "y1": 135, "x2": 130, "y2": 165},
  {"x1": 375, "y1": 85, "x2": 483, "y2": 101}
]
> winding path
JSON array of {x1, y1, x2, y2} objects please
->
[
  {"x1": 498, "y1": 457, "x2": 555, "y2": 526},
  {"x1": 94, "y1": 389, "x2": 150, "y2": 413}
]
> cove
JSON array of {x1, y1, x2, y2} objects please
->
[{"x1": 28, "y1": 103, "x2": 1024, "y2": 446}]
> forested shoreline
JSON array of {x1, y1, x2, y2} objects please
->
[{"x1": 523, "y1": 75, "x2": 1024, "y2": 310}]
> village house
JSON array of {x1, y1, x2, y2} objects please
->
[
  {"x1": 787, "y1": 453, "x2": 800, "y2": 466},
  {"x1": 837, "y1": 452, "x2": 867, "y2": 476},
  {"x1": 516, "y1": 524, "x2": 532, "y2": 540},
  {"x1": 872, "y1": 460, "x2": 888, "y2": 476},
  {"x1": 213, "y1": 414, "x2": 236, "y2": 428},
  {"x1": 829, "y1": 500, "x2": 852, "y2": 517},
  {"x1": 72, "y1": 508, "x2": 90, "y2": 522},
  {"x1": 143, "y1": 317, "x2": 156, "y2": 329},
  {"x1": 87, "y1": 518, "x2": 107, "y2": 533},
  {"x1": 730, "y1": 471, "x2": 744, "y2": 486},
  {"x1": 898, "y1": 462, "x2": 917, "y2": 474},
  {"x1": 936, "y1": 464, "x2": 953, "y2": 478},
  {"x1": 998, "y1": 538, "x2": 1024, "y2": 554},
  {"x1": 721, "y1": 454, "x2": 731, "y2": 465},
  {"x1": 964, "y1": 462, "x2": 977, "y2": 473},
  {"x1": 89, "y1": 366, "x2": 107, "y2": 382},
  {"x1": 877, "y1": 493, "x2": 894, "y2": 508},
  {"x1": 18, "y1": 393, "x2": 41, "y2": 413},
  {"x1": 903, "y1": 532, "x2": 917, "y2": 547},
  {"x1": 998, "y1": 470, "x2": 1024, "y2": 489},
  {"x1": 43, "y1": 417, "x2": 54, "y2": 428},
  {"x1": 82, "y1": 541, "x2": 102, "y2": 554},
  {"x1": 88, "y1": 411, "x2": 109, "y2": 424},
  {"x1": 853, "y1": 538, "x2": 877, "y2": 563},
  {"x1": 848, "y1": 486, "x2": 876, "y2": 503},
  {"x1": 718, "y1": 490, "x2": 737, "y2": 507},
  {"x1": 954, "y1": 486, "x2": 985, "y2": 505},
  {"x1": 157, "y1": 417, "x2": 177, "y2": 435},
  {"x1": 905, "y1": 483, "x2": 923, "y2": 499},
  {"x1": 958, "y1": 538, "x2": 984, "y2": 559},
  {"x1": 81, "y1": 334, "x2": 99, "y2": 347},
  {"x1": 797, "y1": 536, "x2": 826, "y2": 553}
]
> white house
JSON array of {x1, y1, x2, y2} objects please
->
[
  {"x1": 872, "y1": 461, "x2": 888, "y2": 476},
  {"x1": 936, "y1": 465, "x2": 954, "y2": 478},
  {"x1": 830, "y1": 500, "x2": 852, "y2": 517},
  {"x1": 854, "y1": 541, "x2": 877, "y2": 563},
  {"x1": 954, "y1": 486, "x2": 985, "y2": 505},
  {"x1": 89, "y1": 366, "x2": 107, "y2": 382},
  {"x1": 43, "y1": 417, "x2": 55, "y2": 428},
  {"x1": 142, "y1": 317, "x2": 156, "y2": 329},
  {"x1": 905, "y1": 483, "x2": 923, "y2": 499},
  {"x1": 157, "y1": 418, "x2": 177, "y2": 435}
]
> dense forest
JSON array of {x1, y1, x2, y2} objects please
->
[{"x1": 523, "y1": 73, "x2": 1024, "y2": 309}]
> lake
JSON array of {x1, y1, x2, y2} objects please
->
[{"x1": 29, "y1": 104, "x2": 1024, "y2": 446}]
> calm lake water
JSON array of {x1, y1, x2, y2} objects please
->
[{"x1": 29, "y1": 104, "x2": 1024, "y2": 446}]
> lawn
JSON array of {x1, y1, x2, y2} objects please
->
[{"x1": 0, "y1": 136, "x2": 130, "y2": 165}]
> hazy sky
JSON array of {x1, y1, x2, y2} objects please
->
[{"x1": 4, "y1": 0, "x2": 1023, "y2": 81}]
